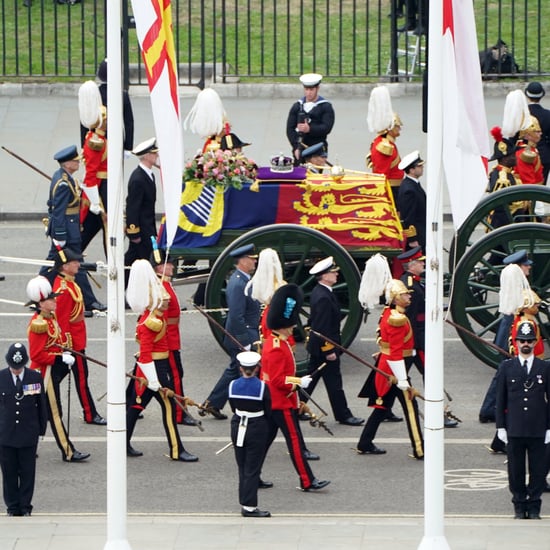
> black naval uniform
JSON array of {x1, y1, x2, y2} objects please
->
[
  {"x1": 0, "y1": 367, "x2": 47, "y2": 516},
  {"x1": 286, "y1": 96, "x2": 335, "y2": 156},
  {"x1": 306, "y1": 283, "x2": 355, "y2": 422},
  {"x1": 496, "y1": 355, "x2": 550, "y2": 518},
  {"x1": 124, "y1": 165, "x2": 157, "y2": 285},
  {"x1": 397, "y1": 174, "x2": 426, "y2": 252},
  {"x1": 529, "y1": 102, "x2": 550, "y2": 181},
  {"x1": 228, "y1": 376, "x2": 271, "y2": 509},
  {"x1": 400, "y1": 271, "x2": 425, "y2": 378}
]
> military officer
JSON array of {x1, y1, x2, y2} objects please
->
[
  {"x1": 0, "y1": 343, "x2": 47, "y2": 516},
  {"x1": 525, "y1": 82, "x2": 550, "y2": 181},
  {"x1": 515, "y1": 115, "x2": 544, "y2": 185},
  {"x1": 496, "y1": 321, "x2": 550, "y2": 519}
]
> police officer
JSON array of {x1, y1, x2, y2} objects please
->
[
  {"x1": 228, "y1": 351, "x2": 271, "y2": 518},
  {"x1": 496, "y1": 321, "x2": 550, "y2": 519},
  {"x1": 0, "y1": 343, "x2": 47, "y2": 516}
]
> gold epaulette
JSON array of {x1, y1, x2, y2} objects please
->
[
  {"x1": 375, "y1": 137, "x2": 394, "y2": 156},
  {"x1": 88, "y1": 133, "x2": 106, "y2": 152},
  {"x1": 144, "y1": 314, "x2": 163, "y2": 332},
  {"x1": 126, "y1": 223, "x2": 140, "y2": 235},
  {"x1": 402, "y1": 225, "x2": 417, "y2": 238},
  {"x1": 519, "y1": 148, "x2": 536, "y2": 164},
  {"x1": 388, "y1": 310, "x2": 408, "y2": 327},
  {"x1": 29, "y1": 317, "x2": 48, "y2": 334},
  {"x1": 405, "y1": 275, "x2": 414, "y2": 289}
]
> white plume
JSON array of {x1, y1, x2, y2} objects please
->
[
  {"x1": 183, "y1": 88, "x2": 226, "y2": 138},
  {"x1": 78, "y1": 80, "x2": 103, "y2": 129},
  {"x1": 501, "y1": 89, "x2": 531, "y2": 138},
  {"x1": 499, "y1": 263, "x2": 531, "y2": 315},
  {"x1": 358, "y1": 253, "x2": 392, "y2": 310},
  {"x1": 367, "y1": 86, "x2": 394, "y2": 134},
  {"x1": 126, "y1": 259, "x2": 164, "y2": 315},
  {"x1": 245, "y1": 248, "x2": 285, "y2": 305}
]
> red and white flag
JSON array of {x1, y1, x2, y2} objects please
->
[
  {"x1": 130, "y1": 0, "x2": 183, "y2": 248},
  {"x1": 441, "y1": 0, "x2": 490, "y2": 229}
]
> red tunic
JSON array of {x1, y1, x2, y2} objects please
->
[
  {"x1": 260, "y1": 332, "x2": 299, "y2": 410},
  {"x1": 369, "y1": 134, "x2": 404, "y2": 185},
  {"x1": 27, "y1": 312, "x2": 67, "y2": 372},
  {"x1": 53, "y1": 274, "x2": 86, "y2": 351},
  {"x1": 160, "y1": 277, "x2": 181, "y2": 351},
  {"x1": 259, "y1": 306, "x2": 295, "y2": 347},
  {"x1": 81, "y1": 128, "x2": 108, "y2": 223},
  {"x1": 515, "y1": 143, "x2": 544, "y2": 185},
  {"x1": 135, "y1": 309, "x2": 169, "y2": 363},
  {"x1": 374, "y1": 306, "x2": 414, "y2": 399}
]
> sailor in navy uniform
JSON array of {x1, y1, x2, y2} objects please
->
[
  {"x1": 286, "y1": 73, "x2": 335, "y2": 164},
  {"x1": 228, "y1": 351, "x2": 271, "y2": 518},
  {"x1": 0, "y1": 343, "x2": 47, "y2": 517},
  {"x1": 496, "y1": 321, "x2": 550, "y2": 519}
]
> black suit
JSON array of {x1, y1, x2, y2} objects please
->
[
  {"x1": 0, "y1": 367, "x2": 47, "y2": 516},
  {"x1": 306, "y1": 283, "x2": 353, "y2": 422},
  {"x1": 496, "y1": 356, "x2": 550, "y2": 516},
  {"x1": 124, "y1": 165, "x2": 157, "y2": 285},
  {"x1": 528, "y1": 103, "x2": 550, "y2": 181},
  {"x1": 397, "y1": 175, "x2": 426, "y2": 252}
]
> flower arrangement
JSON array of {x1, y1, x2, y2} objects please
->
[{"x1": 184, "y1": 149, "x2": 258, "y2": 191}]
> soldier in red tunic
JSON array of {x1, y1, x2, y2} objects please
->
[
  {"x1": 52, "y1": 248, "x2": 106, "y2": 425},
  {"x1": 357, "y1": 279, "x2": 424, "y2": 459},
  {"x1": 260, "y1": 284, "x2": 330, "y2": 492},
  {"x1": 515, "y1": 116, "x2": 544, "y2": 185},
  {"x1": 125, "y1": 260, "x2": 198, "y2": 462},
  {"x1": 25, "y1": 276, "x2": 90, "y2": 462}
]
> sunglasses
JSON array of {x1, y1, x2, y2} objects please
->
[{"x1": 516, "y1": 339, "x2": 534, "y2": 344}]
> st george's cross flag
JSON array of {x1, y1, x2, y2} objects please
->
[
  {"x1": 441, "y1": 0, "x2": 490, "y2": 229},
  {"x1": 130, "y1": 0, "x2": 183, "y2": 248}
]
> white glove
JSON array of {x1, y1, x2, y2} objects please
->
[
  {"x1": 62, "y1": 352, "x2": 75, "y2": 366},
  {"x1": 124, "y1": 150, "x2": 133, "y2": 159},
  {"x1": 545, "y1": 430, "x2": 550, "y2": 444},
  {"x1": 497, "y1": 428, "x2": 508, "y2": 444},
  {"x1": 300, "y1": 375, "x2": 313, "y2": 389},
  {"x1": 244, "y1": 344, "x2": 251, "y2": 351},
  {"x1": 81, "y1": 185, "x2": 104, "y2": 215},
  {"x1": 387, "y1": 360, "x2": 410, "y2": 390},
  {"x1": 52, "y1": 239, "x2": 66, "y2": 248},
  {"x1": 138, "y1": 361, "x2": 161, "y2": 392}
]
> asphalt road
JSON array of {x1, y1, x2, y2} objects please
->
[{"x1": 0, "y1": 219, "x2": 525, "y2": 518}]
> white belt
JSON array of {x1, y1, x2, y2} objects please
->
[{"x1": 235, "y1": 409, "x2": 264, "y2": 447}]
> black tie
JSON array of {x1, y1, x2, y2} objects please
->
[
  {"x1": 15, "y1": 375, "x2": 22, "y2": 396},
  {"x1": 523, "y1": 360, "x2": 528, "y2": 374}
]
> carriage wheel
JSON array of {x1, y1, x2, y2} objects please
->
[
  {"x1": 204, "y1": 224, "x2": 362, "y2": 371},
  {"x1": 449, "y1": 185, "x2": 550, "y2": 272},
  {"x1": 449, "y1": 223, "x2": 550, "y2": 368}
]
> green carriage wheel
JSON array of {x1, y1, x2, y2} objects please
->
[
  {"x1": 204, "y1": 224, "x2": 363, "y2": 371},
  {"x1": 449, "y1": 185, "x2": 550, "y2": 273},
  {"x1": 449, "y1": 223, "x2": 550, "y2": 368}
]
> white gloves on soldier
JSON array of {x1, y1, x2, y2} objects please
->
[
  {"x1": 81, "y1": 185, "x2": 104, "y2": 215},
  {"x1": 138, "y1": 361, "x2": 161, "y2": 392},
  {"x1": 300, "y1": 375, "x2": 313, "y2": 389},
  {"x1": 545, "y1": 430, "x2": 550, "y2": 444},
  {"x1": 61, "y1": 352, "x2": 75, "y2": 366},
  {"x1": 387, "y1": 360, "x2": 410, "y2": 390},
  {"x1": 497, "y1": 428, "x2": 508, "y2": 444},
  {"x1": 53, "y1": 239, "x2": 66, "y2": 248}
]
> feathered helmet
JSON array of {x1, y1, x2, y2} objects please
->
[
  {"x1": 489, "y1": 126, "x2": 515, "y2": 161},
  {"x1": 385, "y1": 279, "x2": 411, "y2": 305},
  {"x1": 184, "y1": 88, "x2": 228, "y2": 150},
  {"x1": 126, "y1": 259, "x2": 169, "y2": 315},
  {"x1": 25, "y1": 275, "x2": 59, "y2": 307},
  {"x1": 78, "y1": 80, "x2": 104, "y2": 130},
  {"x1": 516, "y1": 288, "x2": 541, "y2": 314},
  {"x1": 367, "y1": 86, "x2": 401, "y2": 135},
  {"x1": 245, "y1": 248, "x2": 285, "y2": 305},
  {"x1": 358, "y1": 253, "x2": 392, "y2": 310},
  {"x1": 266, "y1": 283, "x2": 303, "y2": 330},
  {"x1": 498, "y1": 263, "x2": 531, "y2": 315},
  {"x1": 501, "y1": 89, "x2": 531, "y2": 140}
]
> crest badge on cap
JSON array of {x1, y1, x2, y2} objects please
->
[{"x1": 516, "y1": 321, "x2": 536, "y2": 341}]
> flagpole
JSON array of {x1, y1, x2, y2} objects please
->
[
  {"x1": 418, "y1": 0, "x2": 450, "y2": 547},
  {"x1": 104, "y1": 0, "x2": 131, "y2": 548}
]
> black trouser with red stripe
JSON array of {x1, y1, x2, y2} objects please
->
[
  {"x1": 72, "y1": 350, "x2": 99, "y2": 423},
  {"x1": 265, "y1": 408, "x2": 315, "y2": 489},
  {"x1": 169, "y1": 350, "x2": 185, "y2": 423}
]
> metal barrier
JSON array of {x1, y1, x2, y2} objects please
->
[{"x1": 1, "y1": 0, "x2": 547, "y2": 86}]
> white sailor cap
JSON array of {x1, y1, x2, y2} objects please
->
[
  {"x1": 132, "y1": 137, "x2": 158, "y2": 156},
  {"x1": 309, "y1": 256, "x2": 339, "y2": 276},
  {"x1": 299, "y1": 73, "x2": 323, "y2": 87},
  {"x1": 398, "y1": 150, "x2": 425, "y2": 171},
  {"x1": 237, "y1": 351, "x2": 261, "y2": 368}
]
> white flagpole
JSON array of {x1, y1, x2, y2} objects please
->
[
  {"x1": 418, "y1": 0, "x2": 450, "y2": 548},
  {"x1": 104, "y1": 1, "x2": 131, "y2": 548}
]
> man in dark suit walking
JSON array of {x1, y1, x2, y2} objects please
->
[
  {"x1": 525, "y1": 82, "x2": 550, "y2": 181},
  {"x1": 496, "y1": 321, "x2": 550, "y2": 519},
  {"x1": 0, "y1": 343, "x2": 47, "y2": 517},
  {"x1": 306, "y1": 257, "x2": 364, "y2": 426}
]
